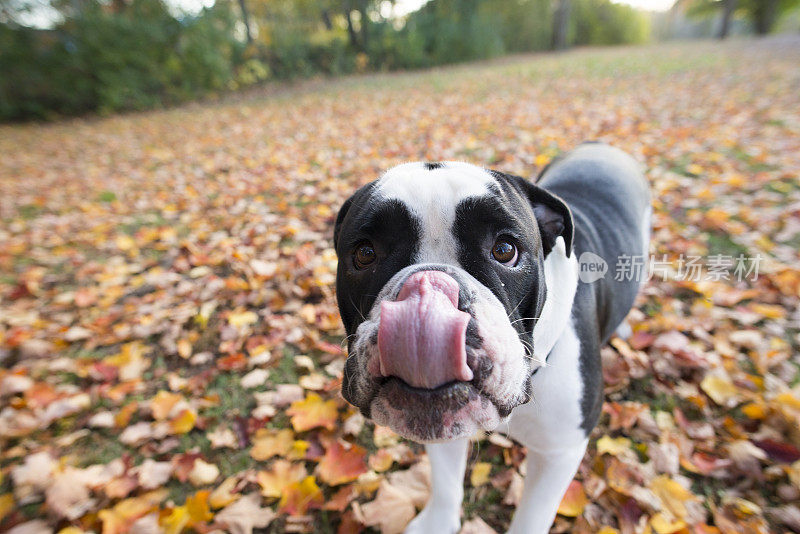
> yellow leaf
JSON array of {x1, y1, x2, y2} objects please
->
[
  {"x1": 557, "y1": 480, "x2": 587, "y2": 517},
  {"x1": 596, "y1": 435, "x2": 632, "y2": 456},
  {"x1": 287, "y1": 393, "x2": 338, "y2": 432},
  {"x1": 257, "y1": 460, "x2": 307, "y2": 499},
  {"x1": 57, "y1": 528, "x2": 86, "y2": 534},
  {"x1": 209, "y1": 477, "x2": 241, "y2": 509},
  {"x1": 279, "y1": 475, "x2": 324, "y2": 515},
  {"x1": 535, "y1": 154, "x2": 551, "y2": 166},
  {"x1": 0, "y1": 494, "x2": 15, "y2": 523},
  {"x1": 750, "y1": 303, "x2": 786, "y2": 319},
  {"x1": 170, "y1": 409, "x2": 196, "y2": 434},
  {"x1": 151, "y1": 391, "x2": 181, "y2": 420},
  {"x1": 597, "y1": 528, "x2": 620, "y2": 534},
  {"x1": 99, "y1": 490, "x2": 168, "y2": 534},
  {"x1": 730, "y1": 497, "x2": 761, "y2": 515},
  {"x1": 186, "y1": 490, "x2": 214, "y2": 523},
  {"x1": 228, "y1": 310, "x2": 258, "y2": 327},
  {"x1": 700, "y1": 374, "x2": 739, "y2": 406},
  {"x1": 775, "y1": 392, "x2": 800, "y2": 410},
  {"x1": 161, "y1": 506, "x2": 190, "y2": 534},
  {"x1": 116, "y1": 234, "x2": 136, "y2": 251},
  {"x1": 287, "y1": 439, "x2": 310, "y2": 460},
  {"x1": 686, "y1": 163, "x2": 704, "y2": 176},
  {"x1": 650, "y1": 512, "x2": 687, "y2": 534},
  {"x1": 470, "y1": 462, "x2": 492, "y2": 487},
  {"x1": 649, "y1": 475, "x2": 695, "y2": 519},
  {"x1": 741, "y1": 402, "x2": 766, "y2": 420},
  {"x1": 250, "y1": 428, "x2": 294, "y2": 461}
]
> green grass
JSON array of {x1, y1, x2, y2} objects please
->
[{"x1": 705, "y1": 230, "x2": 749, "y2": 258}]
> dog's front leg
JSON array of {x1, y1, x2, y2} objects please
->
[
  {"x1": 405, "y1": 437, "x2": 469, "y2": 534},
  {"x1": 506, "y1": 439, "x2": 588, "y2": 534}
]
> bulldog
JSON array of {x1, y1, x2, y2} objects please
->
[{"x1": 333, "y1": 143, "x2": 650, "y2": 533}]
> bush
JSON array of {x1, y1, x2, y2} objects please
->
[
  {"x1": 0, "y1": 0, "x2": 654, "y2": 121},
  {"x1": 0, "y1": 0, "x2": 241, "y2": 120}
]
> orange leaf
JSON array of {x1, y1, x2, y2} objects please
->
[
  {"x1": 316, "y1": 441, "x2": 367, "y2": 486},
  {"x1": 279, "y1": 476, "x2": 324, "y2": 516},
  {"x1": 557, "y1": 480, "x2": 588, "y2": 517}
]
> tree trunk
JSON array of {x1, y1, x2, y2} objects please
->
[
  {"x1": 237, "y1": 0, "x2": 253, "y2": 44},
  {"x1": 717, "y1": 0, "x2": 736, "y2": 39},
  {"x1": 321, "y1": 9, "x2": 333, "y2": 31},
  {"x1": 752, "y1": 0, "x2": 777, "y2": 35},
  {"x1": 345, "y1": 8, "x2": 362, "y2": 50},
  {"x1": 552, "y1": 0, "x2": 570, "y2": 50},
  {"x1": 358, "y1": 3, "x2": 369, "y2": 51}
]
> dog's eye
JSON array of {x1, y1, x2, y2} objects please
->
[
  {"x1": 492, "y1": 239, "x2": 517, "y2": 264},
  {"x1": 354, "y1": 242, "x2": 376, "y2": 269}
]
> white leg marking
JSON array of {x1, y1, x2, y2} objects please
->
[
  {"x1": 506, "y1": 440, "x2": 589, "y2": 534},
  {"x1": 404, "y1": 438, "x2": 469, "y2": 534},
  {"x1": 507, "y1": 322, "x2": 588, "y2": 533}
]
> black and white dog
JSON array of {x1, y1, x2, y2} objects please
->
[{"x1": 334, "y1": 143, "x2": 650, "y2": 533}]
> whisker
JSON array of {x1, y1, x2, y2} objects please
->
[{"x1": 509, "y1": 316, "x2": 541, "y2": 325}]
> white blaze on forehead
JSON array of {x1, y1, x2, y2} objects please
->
[{"x1": 376, "y1": 161, "x2": 496, "y2": 264}]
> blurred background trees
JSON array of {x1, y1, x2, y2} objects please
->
[{"x1": 1, "y1": 0, "x2": 798, "y2": 121}]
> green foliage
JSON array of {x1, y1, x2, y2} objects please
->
[
  {"x1": 1, "y1": 0, "x2": 655, "y2": 120},
  {"x1": 0, "y1": 0, "x2": 241, "y2": 120},
  {"x1": 571, "y1": 0, "x2": 651, "y2": 46}
]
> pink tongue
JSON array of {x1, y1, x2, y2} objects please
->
[{"x1": 377, "y1": 271, "x2": 473, "y2": 389}]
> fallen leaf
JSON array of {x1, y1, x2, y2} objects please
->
[
  {"x1": 316, "y1": 441, "x2": 367, "y2": 486},
  {"x1": 287, "y1": 393, "x2": 338, "y2": 432}
]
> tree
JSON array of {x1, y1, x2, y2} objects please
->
[
  {"x1": 552, "y1": 0, "x2": 570, "y2": 49},
  {"x1": 238, "y1": 0, "x2": 252, "y2": 43},
  {"x1": 718, "y1": 0, "x2": 736, "y2": 38},
  {"x1": 679, "y1": 0, "x2": 800, "y2": 36}
]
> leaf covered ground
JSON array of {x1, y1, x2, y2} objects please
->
[{"x1": 1, "y1": 37, "x2": 800, "y2": 534}]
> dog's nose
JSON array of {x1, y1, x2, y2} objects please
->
[{"x1": 376, "y1": 271, "x2": 473, "y2": 389}]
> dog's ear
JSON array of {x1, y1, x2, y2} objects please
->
[
  {"x1": 493, "y1": 171, "x2": 574, "y2": 257},
  {"x1": 333, "y1": 182, "x2": 376, "y2": 251},
  {"x1": 333, "y1": 195, "x2": 354, "y2": 251}
]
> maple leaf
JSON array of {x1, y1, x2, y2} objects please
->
[
  {"x1": 216, "y1": 493, "x2": 276, "y2": 534},
  {"x1": 250, "y1": 428, "x2": 294, "y2": 461},
  {"x1": 278, "y1": 475, "x2": 324, "y2": 515},
  {"x1": 257, "y1": 459, "x2": 307, "y2": 498},
  {"x1": 287, "y1": 393, "x2": 338, "y2": 432},
  {"x1": 359, "y1": 480, "x2": 416, "y2": 534},
  {"x1": 316, "y1": 440, "x2": 367, "y2": 486}
]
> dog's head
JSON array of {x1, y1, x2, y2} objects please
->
[{"x1": 333, "y1": 161, "x2": 575, "y2": 442}]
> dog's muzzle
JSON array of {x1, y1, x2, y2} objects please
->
[{"x1": 371, "y1": 270, "x2": 474, "y2": 389}]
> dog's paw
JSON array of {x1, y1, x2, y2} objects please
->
[{"x1": 404, "y1": 507, "x2": 460, "y2": 534}]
